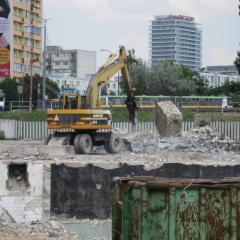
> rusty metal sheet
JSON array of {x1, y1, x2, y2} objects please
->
[{"x1": 112, "y1": 177, "x2": 240, "y2": 240}]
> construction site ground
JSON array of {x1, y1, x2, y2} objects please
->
[
  {"x1": 1, "y1": 126, "x2": 240, "y2": 239},
  {"x1": 1, "y1": 126, "x2": 240, "y2": 168}
]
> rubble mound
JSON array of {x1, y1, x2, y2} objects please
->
[
  {"x1": 0, "y1": 221, "x2": 80, "y2": 240},
  {"x1": 123, "y1": 126, "x2": 240, "y2": 154}
]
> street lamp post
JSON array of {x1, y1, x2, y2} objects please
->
[{"x1": 29, "y1": 59, "x2": 38, "y2": 112}]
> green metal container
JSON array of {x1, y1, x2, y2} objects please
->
[{"x1": 112, "y1": 177, "x2": 240, "y2": 240}]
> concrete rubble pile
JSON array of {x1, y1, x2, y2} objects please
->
[
  {"x1": 123, "y1": 126, "x2": 240, "y2": 154},
  {"x1": 0, "y1": 221, "x2": 80, "y2": 240}
]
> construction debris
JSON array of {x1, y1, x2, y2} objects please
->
[
  {"x1": 123, "y1": 126, "x2": 240, "y2": 154},
  {"x1": 0, "y1": 221, "x2": 80, "y2": 240},
  {"x1": 155, "y1": 101, "x2": 182, "y2": 137},
  {"x1": 194, "y1": 113, "x2": 211, "y2": 127}
]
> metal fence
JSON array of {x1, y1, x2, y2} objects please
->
[{"x1": 0, "y1": 120, "x2": 240, "y2": 141}]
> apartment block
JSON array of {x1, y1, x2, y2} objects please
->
[
  {"x1": 0, "y1": 0, "x2": 43, "y2": 80},
  {"x1": 45, "y1": 46, "x2": 96, "y2": 92}
]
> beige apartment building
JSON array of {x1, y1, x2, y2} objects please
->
[{"x1": 2, "y1": 0, "x2": 43, "y2": 80}]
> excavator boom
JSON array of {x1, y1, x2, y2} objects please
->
[{"x1": 86, "y1": 46, "x2": 137, "y2": 124}]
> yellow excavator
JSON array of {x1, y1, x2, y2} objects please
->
[{"x1": 46, "y1": 46, "x2": 137, "y2": 154}]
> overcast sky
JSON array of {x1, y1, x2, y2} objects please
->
[{"x1": 44, "y1": 0, "x2": 240, "y2": 68}]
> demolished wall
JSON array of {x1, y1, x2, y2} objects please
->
[
  {"x1": 51, "y1": 162, "x2": 240, "y2": 219},
  {"x1": 0, "y1": 161, "x2": 50, "y2": 223}
]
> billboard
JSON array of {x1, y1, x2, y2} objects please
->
[{"x1": 0, "y1": 0, "x2": 11, "y2": 77}]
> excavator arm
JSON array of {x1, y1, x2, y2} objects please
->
[{"x1": 86, "y1": 46, "x2": 137, "y2": 124}]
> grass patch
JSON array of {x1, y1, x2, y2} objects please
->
[
  {"x1": 0, "y1": 110, "x2": 47, "y2": 121},
  {"x1": 0, "y1": 109, "x2": 239, "y2": 122}
]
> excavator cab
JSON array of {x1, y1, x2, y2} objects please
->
[{"x1": 62, "y1": 94, "x2": 87, "y2": 109}]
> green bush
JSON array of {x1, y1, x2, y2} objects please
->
[{"x1": 0, "y1": 130, "x2": 5, "y2": 140}]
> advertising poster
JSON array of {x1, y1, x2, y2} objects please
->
[{"x1": 0, "y1": 0, "x2": 11, "y2": 77}]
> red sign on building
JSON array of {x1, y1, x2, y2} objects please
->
[{"x1": 0, "y1": 0, "x2": 11, "y2": 78}]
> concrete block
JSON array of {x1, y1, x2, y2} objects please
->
[
  {"x1": 194, "y1": 114, "x2": 211, "y2": 127},
  {"x1": 155, "y1": 101, "x2": 182, "y2": 137}
]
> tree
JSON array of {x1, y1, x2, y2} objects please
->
[
  {"x1": 124, "y1": 49, "x2": 205, "y2": 96},
  {"x1": 22, "y1": 74, "x2": 60, "y2": 102},
  {"x1": 126, "y1": 49, "x2": 141, "y2": 65},
  {"x1": 0, "y1": 78, "x2": 19, "y2": 102},
  {"x1": 234, "y1": 51, "x2": 240, "y2": 74}
]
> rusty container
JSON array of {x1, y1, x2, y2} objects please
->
[{"x1": 112, "y1": 176, "x2": 240, "y2": 240}]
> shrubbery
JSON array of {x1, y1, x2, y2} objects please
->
[{"x1": 0, "y1": 130, "x2": 5, "y2": 140}]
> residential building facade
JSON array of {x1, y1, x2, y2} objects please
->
[
  {"x1": 202, "y1": 65, "x2": 238, "y2": 76},
  {"x1": 201, "y1": 65, "x2": 240, "y2": 88},
  {"x1": 46, "y1": 46, "x2": 96, "y2": 79},
  {"x1": 45, "y1": 46, "x2": 96, "y2": 93},
  {"x1": 201, "y1": 73, "x2": 240, "y2": 88},
  {"x1": 2, "y1": 0, "x2": 43, "y2": 80},
  {"x1": 150, "y1": 15, "x2": 202, "y2": 71}
]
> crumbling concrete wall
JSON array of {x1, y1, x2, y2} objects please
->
[
  {"x1": 0, "y1": 161, "x2": 50, "y2": 223},
  {"x1": 155, "y1": 101, "x2": 182, "y2": 137},
  {"x1": 51, "y1": 163, "x2": 240, "y2": 219}
]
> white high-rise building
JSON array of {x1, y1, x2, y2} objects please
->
[{"x1": 150, "y1": 15, "x2": 202, "y2": 71}]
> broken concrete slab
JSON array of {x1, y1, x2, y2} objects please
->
[{"x1": 155, "y1": 101, "x2": 182, "y2": 137}]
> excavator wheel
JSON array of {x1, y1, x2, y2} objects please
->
[
  {"x1": 74, "y1": 134, "x2": 93, "y2": 154},
  {"x1": 105, "y1": 133, "x2": 123, "y2": 154}
]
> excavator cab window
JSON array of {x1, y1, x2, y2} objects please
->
[{"x1": 63, "y1": 95, "x2": 79, "y2": 109}]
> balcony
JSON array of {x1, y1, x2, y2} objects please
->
[
  {"x1": 13, "y1": 44, "x2": 24, "y2": 51},
  {"x1": 24, "y1": 32, "x2": 41, "y2": 41},
  {"x1": 13, "y1": 29, "x2": 24, "y2": 37},
  {"x1": 13, "y1": 71, "x2": 24, "y2": 79},
  {"x1": 31, "y1": 4, "x2": 42, "y2": 15},
  {"x1": 13, "y1": 1, "x2": 28, "y2": 10},
  {"x1": 13, "y1": 15, "x2": 24, "y2": 23}
]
